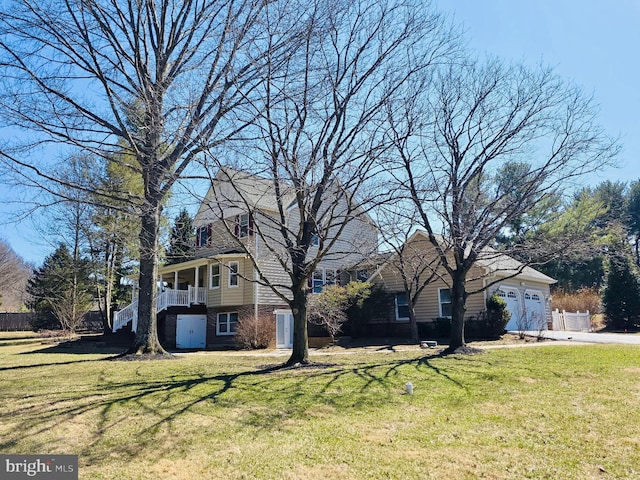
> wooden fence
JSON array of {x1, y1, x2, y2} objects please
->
[{"x1": 0, "y1": 311, "x2": 104, "y2": 332}]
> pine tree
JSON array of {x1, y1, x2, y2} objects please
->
[
  {"x1": 602, "y1": 254, "x2": 640, "y2": 330},
  {"x1": 27, "y1": 244, "x2": 94, "y2": 333},
  {"x1": 166, "y1": 209, "x2": 194, "y2": 265}
]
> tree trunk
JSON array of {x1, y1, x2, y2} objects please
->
[
  {"x1": 446, "y1": 271, "x2": 467, "y2": 352},
  {"x1": 408, "y1": 300, "x2": 419, "y2": 343},
  {"x1": 287, "y1": 285, "x2": 309, "y2": 366},
  {"x1": 128, "y1": 202, "x2": 167, "y2": 355}
]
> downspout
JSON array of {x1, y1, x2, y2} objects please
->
[{"x1": 254, "y1": 230, "x2": 259, "y2": 326}]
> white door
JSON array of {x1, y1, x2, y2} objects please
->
[
  {"x1": 499, "y1": 288, "x2": 522, "y2": 331},
  {"x1": 176, "y1": 314, "x2": 207, "y2": 349},
  {"x1": 524, "y1": 290, "x2": 546, "y2": 331},
  {"x1": 276, "y1": 311, "x2": 294, "y2": 349}
]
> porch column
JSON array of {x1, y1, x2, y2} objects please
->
[
  {"x1": 174, "y1": 271, "x2": 178, "y2": 290},
  {"x1": 194, "y1": 266, "x2": 200, "y2": 289}
]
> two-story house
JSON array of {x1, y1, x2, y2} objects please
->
[{"x1": 113, "y1": 168, "x2": 378, "y2": 349}]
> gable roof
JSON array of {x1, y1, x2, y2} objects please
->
[
  {"x1": 196, "y1": 167, "x2": 375, "y2": 225},
  {"x1": 476, "y1": 249, "x2": 556, "y2": 284},
  {"x1": 365, "y1": 230, "x2": 556, "y2": 285},
  {"x1": 196, "y1": 168, "x2": 295, "y2": 219}
]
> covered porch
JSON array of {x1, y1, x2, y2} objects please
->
[{"x1": 113, "y1": 258, "x2": 210, "y2": 332}]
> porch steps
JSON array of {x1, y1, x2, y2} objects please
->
[{"x1": 113, "y1": 286, "x2": 206, "y2": 333}]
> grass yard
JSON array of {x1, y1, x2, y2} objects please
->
[{"x1": 1, "y1": 335, "x2": 639, "y2": 479}]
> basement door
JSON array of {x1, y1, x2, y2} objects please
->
[
  {"x1": 275, "y1": 311, "x2": 294, "y2": 349},
  {"x1": 176, "y1": 314, "x2": 207, "y2": 349}
]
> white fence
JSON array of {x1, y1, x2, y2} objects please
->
[{"x1": 551, "y1": 309, "x2": 591, "y2": 332}]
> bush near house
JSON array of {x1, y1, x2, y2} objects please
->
[
  {"x1": 418, "y1": 293, "x2": 510, "y2": 341},
  {"x1": 235, "y1": 314, "x2": 276, "y2": 350}
]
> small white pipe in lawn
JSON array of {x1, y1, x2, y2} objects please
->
[{"x1": 405, "y1": 382, "x2": 413, "y2": 395}]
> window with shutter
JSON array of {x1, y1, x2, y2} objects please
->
[{"x1": 235, "y1": 213, "x2": 251, "y2": 238}]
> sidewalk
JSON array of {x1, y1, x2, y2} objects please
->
[{"x1": 515, "y1": 330, "x2": 640, "y2": 345}]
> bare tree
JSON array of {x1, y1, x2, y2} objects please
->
[
  {"x1": 387, "y1": 59, "x2": 618, "y2": 352},
  {"x1": 0, "y1": 239, "x2": 31, "y2": 311},
  {"x1": 202, "y1": 0, "x2": 457, "y2": 364},
  {"x1": 375, "y1": 204, "x2": 442, "y2": 343},
  {"x1": 0, "y1": 0, "x2": 276, "y2": 354}
]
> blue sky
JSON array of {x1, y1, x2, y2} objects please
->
[
  {"x1": 2, "y1": 0, "x2": 638, "y2": 265},
  {"x1": 435, "y1": 0, "x2": 640, "y2": 184}
]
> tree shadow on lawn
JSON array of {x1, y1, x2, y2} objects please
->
[
  {"x1": 0, "y1": 350, "x2": 493, "y2": 466},
  {"x1": 0, "y1": 339, "x2": 127, "y2": 372}
]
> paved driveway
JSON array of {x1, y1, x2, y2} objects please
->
[{"x1": 515, "y1": 330, "x2": 640, "y2": 345}]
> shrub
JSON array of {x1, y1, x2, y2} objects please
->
[
  {"x1": 346, "y1": 286, "x2": 394, "y2": 336},
  {"x1": 309, "y1": 282, "x2": 372, "y2": 341},
  {"x1": 484, "y1": 292, "x2": 511, "y2": 336},
  {"x1": 552, "y1": 288, "x2": 601, "y2": 314},
  {"x1": 234, "y1": 314, "x2": 275, "y2": 350},
  {"x1": 417, "y1": 318, "x2": 451, "y2": 339}
]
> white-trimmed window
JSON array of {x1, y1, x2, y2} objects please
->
[
  {"x1": 217, "y1": 312, "x2": 238, "y2": 335},
  {"x1": 239, "y1": 213, "x2": 250, "y2": 238},
  {"x1": 312, "y1": 270, "x2": 324, "y2": 294},
  {"x1": 234, "y1": 213, "x2": 252, "y2": 239},
  {"x1": 311, "y1": 268, "x2": 337, "y2": 294},
  {"x1": 228, "y1": 261, "x2": 239, "y2": 287},
  {"x1": 439, "y1": 288, "x2": 452, "y2": 317},
  {"x1": 325, "y1": 269, "x2": 336, "y2": 286},
  {"x1": 311, "y1": 232, "x2": 320, "y2": 247},
  {"x1": 196, "y1": 225, "x2": 211, "y2": 247},
  {"x1": 356, "y1": 269, "x2": 369, "y2": 282},
  {"x1": 209, "y1": 263, "x2": 220, "y2": 289},
  {"x1": 395, "y1": 292, "x2": 409, "y2": 321}
]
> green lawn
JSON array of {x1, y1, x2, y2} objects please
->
[{"x1": 1, "y1": 335, "x2": 639, "y2": 479}]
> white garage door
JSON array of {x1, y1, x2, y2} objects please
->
[
  {"x1": 176, "y1": 314, "x2": 207, "y2": 349},
  {"x1": 497, "y1": 288, "x2": 522, "y2": 331},
  {"x1": 524, "y1": 290, "x2": 546, "y2": 331}
]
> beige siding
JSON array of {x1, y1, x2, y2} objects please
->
[
  {"x1": 371, "y1": 238, "x2": 495, "y2": 322},
  {"x1": 205, "y1": 257, "x2": 251, "y2": 307},
  {"x1": 256, "y1": 256, "x2": 291, "y2": 305},
  {"x1": 285, "y1": 194, "x2": 378, "y2": 270}
]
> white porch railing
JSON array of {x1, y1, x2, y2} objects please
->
[
  {"x1": 551, "y1": 309, "x2": 591, "y2": 332},
  {"x1": 113, "y1": 299, "x2": 138, "y2": 333},
  {"x1": 113, "y1": 287, "x2": 206, "y2": 333}
]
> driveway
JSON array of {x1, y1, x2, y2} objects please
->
[{"x1": 515, "y1": 330, "x2": 640, "y2": 345}]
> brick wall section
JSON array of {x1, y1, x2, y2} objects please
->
[
  {"x1": 207, "y1": 303, "x2": 289, "y2": 348},
  {"x1": 161, "y1": 305, "x2": 207, "y2": 349},
  {"x1": 163, "y1": 303, "x2": 340, "y2": 350}
]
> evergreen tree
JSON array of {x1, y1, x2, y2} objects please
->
[
  {"x1": 89, "y1": 154, "x2": 142, "y2": 332},
  {"x1": 627, "y1": 180, "x2": 640, "y2": 266},
  {"x1": 166, "y1": 209, "x2": 194, "y2": 265},
  {"x1": 27, "y1": 244, "x2": 93, "y2": 333},
  {"x1": 602, "y1": 254, "x2": 640, "y2": 330}
]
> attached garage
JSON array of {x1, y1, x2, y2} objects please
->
[
  {"x1": 176, "y1": 314, "x2": 207, "y2": 349},
  {"x1": 523, "y1": 290, "x2": 546, "y2": 330},
  {"x1": 497, "y1": 287, "x2": 548, "y2": 332},
  {"x1": 497, "y1": 287, "x2": 522, "y2": 331}
]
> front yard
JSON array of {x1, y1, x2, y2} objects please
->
[{"x1": 1, "y1": 334, "x2": 639, "y2": 479}]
